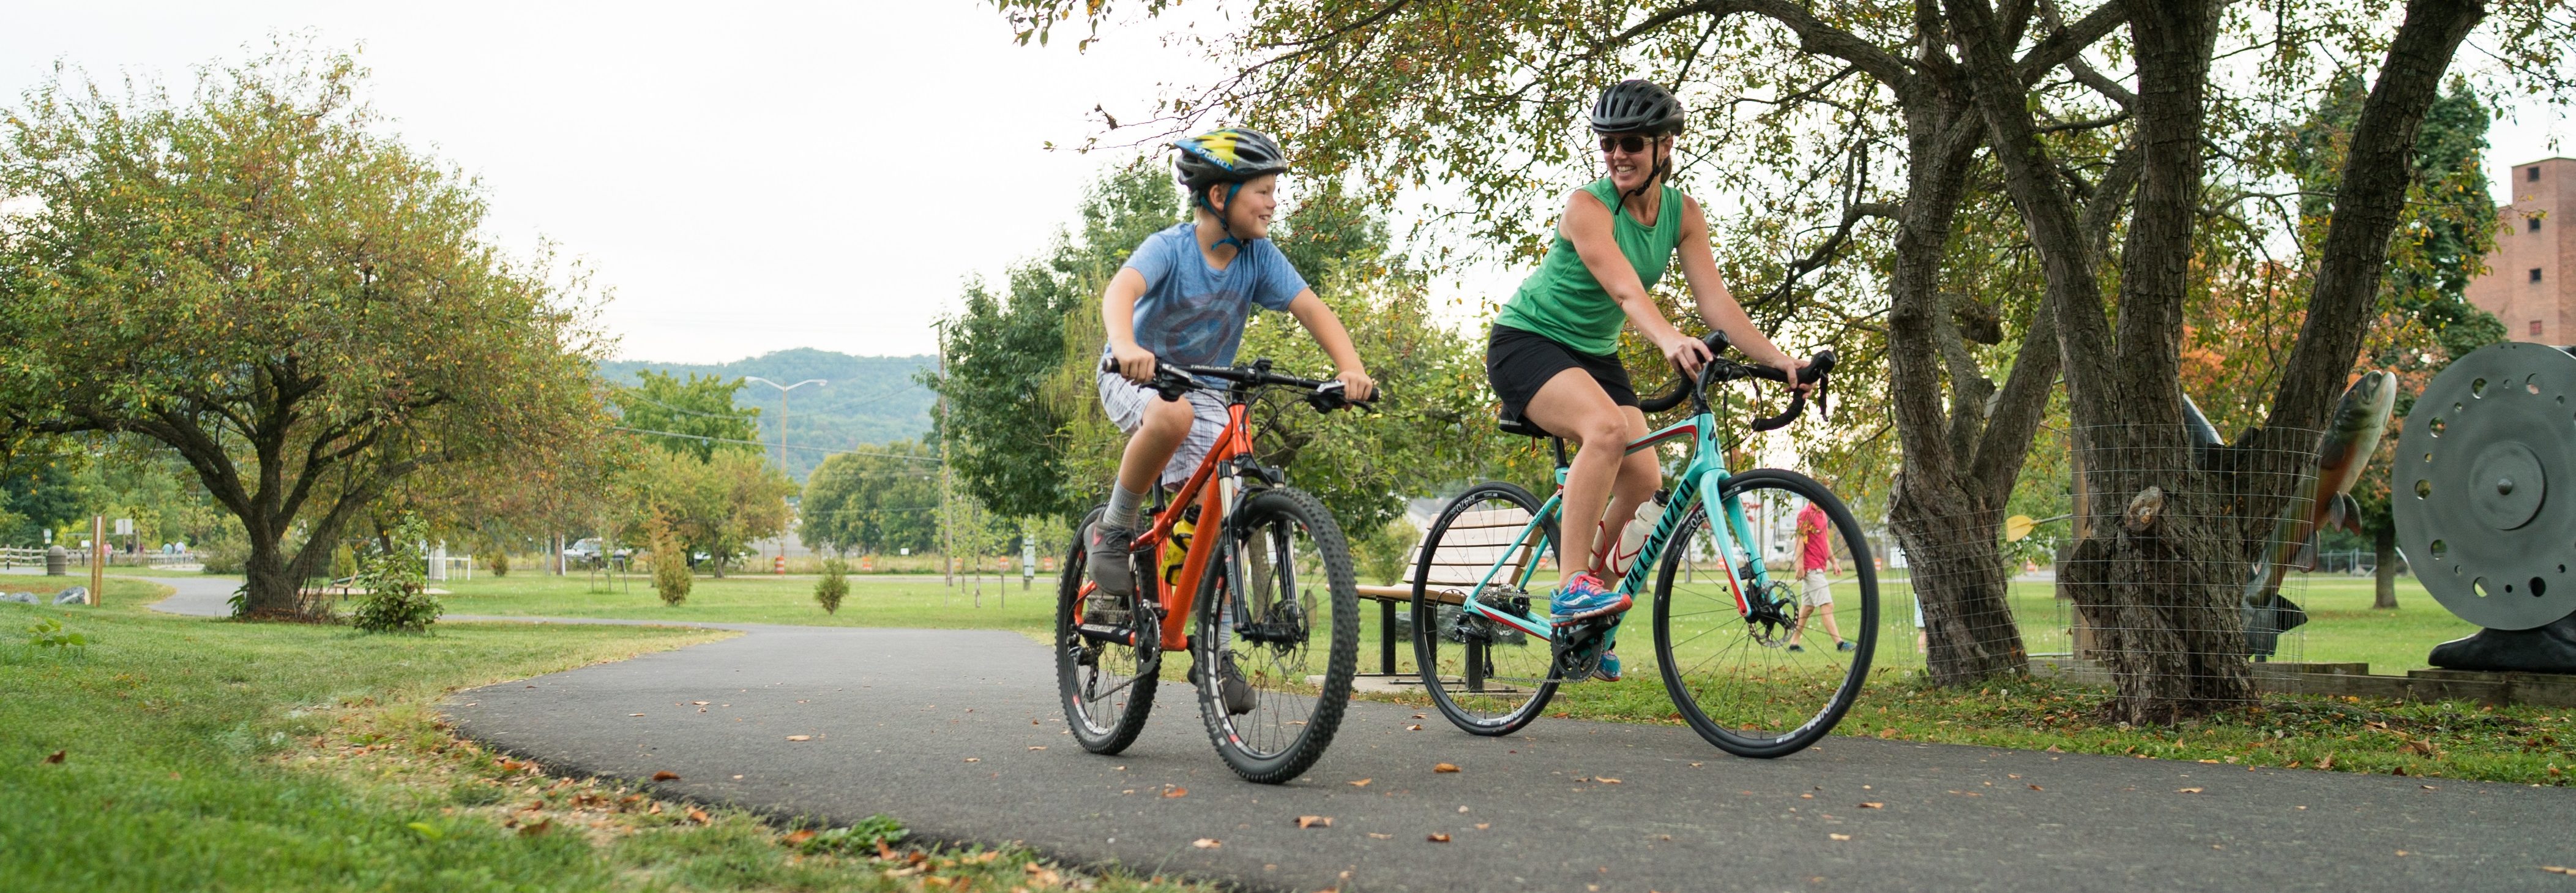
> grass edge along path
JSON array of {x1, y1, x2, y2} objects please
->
[{"x1": 0, "y1": 576, "x2": 1207, "y2": 893}]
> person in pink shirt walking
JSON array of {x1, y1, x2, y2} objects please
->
[{"x1": 1785, "y1": 498, "x2": 1854, "y2": 653}]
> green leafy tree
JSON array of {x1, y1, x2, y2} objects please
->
[
  {"x1": 0, "y1": 47, "x2": 608, "y2": 616},
  {"x1": 646, "y1": 512, "x2": 690, "y2": 605},
  {"x1": 815, "y1": 556, "x2": 850, "y2": 614},
  {"x1": 614, "y1": 372, "x2": 763, "y2": 463},
  {"x1": 632, "y1": 447, "x2": 795, "y2": 578},
  {"x1": 800, "y1": 440, "x2": 939, "y2": 555}
]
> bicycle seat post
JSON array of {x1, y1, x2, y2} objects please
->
[{"x1": 1550, "y1": 436, "x2": 1569, "y2": 469}]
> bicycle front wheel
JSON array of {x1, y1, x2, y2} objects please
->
[
  {"x1": 1653, "y1": 469, "x2": 1876, "y2": 758},
  {"x1": 1411, "y1": 482, "x2": 1561, "y2": 736},
  {"x1": 1192, "y1": 487, "x2": 1360, "y2": 783},
  {"x1": 1057, "y1": 506, "x2": 1157, "y2": 755}
]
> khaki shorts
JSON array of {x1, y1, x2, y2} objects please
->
[
  {"x1": 1799, "y1": 569, "x2": 1833, "y2": 608},
  {"x1": 1099, "y1": 368, "x2": 1230, "y2": 488}
]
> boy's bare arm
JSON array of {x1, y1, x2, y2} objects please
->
[
  {"x1": 1101, "y1": 267, "x2": 1155, "y2": 382},
  {"x1": 1284, "y1": 291, "x2": 1375, "y2": 401}
]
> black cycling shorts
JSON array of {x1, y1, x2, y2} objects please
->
[{"x1": 1486, "y1": 324, "x2": 1637, "y2": 419}]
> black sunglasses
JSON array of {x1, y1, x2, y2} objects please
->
[{"x1": 1599, "y1": 134, "x2": 1658, "y2": 154}]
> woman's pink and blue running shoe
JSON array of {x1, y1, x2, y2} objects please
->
[{"x1": 1549, "y1": 571, "x2": 1631, "y2": 625}]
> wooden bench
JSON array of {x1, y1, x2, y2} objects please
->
[{"x1": 1353, "y1": 507, "x2": 1542, "y2": 676}]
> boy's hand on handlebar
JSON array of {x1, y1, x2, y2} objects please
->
[
  {"x1": 1110, "y1": 343, "x2": 1157, "y2": 383},
  {"x1": 1335, "y1": 367, "x2": 1376, "y2": 402},
  {"x1": 1661, "y1": 333, "x2": 1714, "y2": 376}
]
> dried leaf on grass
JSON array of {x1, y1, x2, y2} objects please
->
[
  {"x1": 43, "y1": 750, "x2": 65, "y2": 764},
  {"x1": 782, "y1": 829, "x2": 816, "y2": 846},
  {"x1": 518, "y1": 818, "x2": 554, "y2": 837},
  {"x1": 686, "y1": 807, "x2": 711, "y2": 825}
]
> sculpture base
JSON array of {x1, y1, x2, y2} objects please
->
[
  {"x1": 2241, "y1": 594, "x2": 2309, "y2": 661},
  {"x1": 2427, "y1": 608, "x2": 2576, "y2": 674}
]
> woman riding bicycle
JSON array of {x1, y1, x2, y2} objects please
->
[{"x1": 1487, "y1": 79, "x2": 1808, "y2": 678}]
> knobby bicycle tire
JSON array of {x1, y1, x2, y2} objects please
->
[
  {"x1": 1057, "y1": 505, "x2": 1159, "y2": 755},
  {"x1": 1191, "y1": 487, "x2": 1360, "y2": 783}
]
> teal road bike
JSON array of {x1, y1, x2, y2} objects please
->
[{"x1": 1410, "y1": 334, "x2": 1876, "y2": 757}]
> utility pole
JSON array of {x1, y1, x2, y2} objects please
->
[
  {"x1": 936, "y1": 321, "x2": 955, "y2": 591},
  {"x1": 744, "y1": 376, "x2": 826, "y2": 572}
]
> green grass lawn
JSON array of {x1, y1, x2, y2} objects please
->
[
  {"x1": 435, "y1": 570, "x2": 1058, "y2": 631},
  {"x1": 0, "y1": 575, "x2": 1195, "y2": 892}
]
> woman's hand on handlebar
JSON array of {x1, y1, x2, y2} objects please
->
[
  {"x1": 1769, "y1": 353, "x2": 1813, "y2": 395},
  {"x1": 1110, "y1": 342, "x2": 1157, "y2": 384},
  {"x1": 1659, "y1": 332, "x2": 1714, "y2": 377},
  {"x1": 1334, "y1": 367, "x2": 1376, "y2": 402}
]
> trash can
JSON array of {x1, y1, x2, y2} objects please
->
[{"x1": 45, "y1": 545, "x2": 69, "y2": 576}]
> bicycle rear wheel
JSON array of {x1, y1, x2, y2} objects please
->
[
  {"x1": 1192, "y1": 487, "x2": 1360, "y2": 783},
  {"x1": 1653, "y1": 469, "x2": 1875, "y2": 758},
  {"x1": 1412, "y1": 482, "x2": 1562, "y2": 736},
  {"x1": 1057, "y1": 506, "x2": 1158, "y2": 755}
]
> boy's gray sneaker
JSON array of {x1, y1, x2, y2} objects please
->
[
  {"x1": 1190, "y1": 659, "x2": 1258, "y2": 716},
  {"x1": 1086, "y1": 522, "x2": 1137, "y2": 597}
]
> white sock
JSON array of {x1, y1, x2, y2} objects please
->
[{"x1": 1107, "y1": 484, "x2": 1148, "y2": 531}]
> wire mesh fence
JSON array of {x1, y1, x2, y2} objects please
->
[{"x1": 1892, "y1": 427, "x2": 2331, "y2": 710}]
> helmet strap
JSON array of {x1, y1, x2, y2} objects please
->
[
  {"x1": 1618, "y1": 142, "x2": 1671, "y2": 220},
  {"x1": 1201, "y1": 181, "x2": 1250, "y2": 252}
]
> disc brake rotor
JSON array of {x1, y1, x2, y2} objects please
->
[{"x1": 2394, "y1": 342, "x2": 2576, "y2": 630}]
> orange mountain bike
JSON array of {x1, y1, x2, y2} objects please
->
[{"x1": 1056, "y1": 357, "x2": 1372, "y2": 783}]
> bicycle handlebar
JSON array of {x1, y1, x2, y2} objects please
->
[
  {"x1": 1634, "y1": 331, "x2": 1835, "y2": 431},
  {"x1": 1099, "y1": 356, "x2": 1376, "y2": 413}
]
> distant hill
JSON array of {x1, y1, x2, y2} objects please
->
[{"x1": 599, "y1": 348, "x2": 936, "y2": 481}]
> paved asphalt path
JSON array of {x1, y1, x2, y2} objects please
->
[{"x1": 129, "y1": 577, "x2": 2575, "y2": 891}]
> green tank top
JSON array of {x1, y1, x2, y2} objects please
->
[{"x1": 1494, "y1": 178, "x2": 1685, "y2": 356}]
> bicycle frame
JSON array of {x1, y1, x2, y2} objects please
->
[
  {"x1": 1457, "y1": 406, "x2": 1770, "y2": 641},
  {"x1": 1061, "y1": 397, "x2": 1256, "y2": 652}
]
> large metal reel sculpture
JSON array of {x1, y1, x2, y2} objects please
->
[{"x1": 2395, "y1": 342, "x2": 2576, "y2": 671}]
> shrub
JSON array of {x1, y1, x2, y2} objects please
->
[
  {"x1": 815, "y1": 556, "x2": 849, "y2": 614},
  {"x1": 483, "y1": 550, "x2": 510, "y2": 578},
  {"x1": 198, "y1": 525, "x2": 248, "y2": 574},
  {"x1": 327, "y1": 542, "x2": 359, "y2": 581},
  {"x1": 24, "y1": 616, "x2": 86, "y2": 653},
  {"x1": 648, "y1": 515, "x2": 690, "y2": 606},
  {"x1": 350, "y1": 515, "x2": 441, "y2": 633},
  {"x1": 1354, "y1": 517, "x2": 1419, "y2": 586}
]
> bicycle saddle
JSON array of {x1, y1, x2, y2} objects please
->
[{"x1": 1495, "y1": 406, "x2": 1555, "y2": 440}]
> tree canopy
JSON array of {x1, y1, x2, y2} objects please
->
[{"x1": 0, "y1": 47, "x2": 609, "y2": 615}]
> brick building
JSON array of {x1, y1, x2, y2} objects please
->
[{"x1": 2468, "y1": 157, "x2": 2576, "y2": 342}]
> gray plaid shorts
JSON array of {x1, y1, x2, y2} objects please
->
[{"x1": 1098, "y1": 368, "x2": 1230, "y2": 488}]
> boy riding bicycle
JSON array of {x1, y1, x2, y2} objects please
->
[
  {"x1": 1086, "y1": 126, "x2": 1375, "y2": 603},
  {"x1": 1486, "y1": 80, "x2": 1809, "y2": 680}
]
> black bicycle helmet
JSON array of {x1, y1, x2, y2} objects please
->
[
  {"x1": 1173, "y1": 127, "x2": 1289, "y2": 190},
  {"x1": 1591, "y1": 80, "x2": 1685, "y2": 135}
]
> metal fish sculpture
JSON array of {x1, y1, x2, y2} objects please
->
[{"x1": 2242, "y1": 371, "x2": 2398, "y2": 659}]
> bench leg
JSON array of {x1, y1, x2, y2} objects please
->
[{"x1": 1380, "y1": 599, "x2": 1398, "y2": 674}]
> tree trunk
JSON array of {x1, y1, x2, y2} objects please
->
[
  {"x1": 241, "y1": 532, "x2": 302, "y2": 617},
  {"x1": 1891, "y1": 479, "x2": 2029, "y2": 684},
  {"x1": 2373, "y1": 523, "x2": 2400, "y2": 609},
  {"x1": 2060, "y1": 426, "x2": 2254, "y2": 723}
]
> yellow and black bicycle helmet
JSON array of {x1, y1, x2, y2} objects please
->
[{"x1": 1173, "y1": 127, "x2": 1289, "y2": 248}]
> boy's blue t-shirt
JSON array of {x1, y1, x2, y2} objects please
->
[{"x1": 1106, "y1": 223, "x2": 1308, "y2": 368}]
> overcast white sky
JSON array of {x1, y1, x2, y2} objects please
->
[{"x1": 3, "y1": 3, "x2": 2568, "y2": 364}]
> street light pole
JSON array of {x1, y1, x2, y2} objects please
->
[
  {"x1": 743, "y1": 376, "x2": 825, "y2": 572},
  {"x1": 742, "y1": 377, "x2": 827, "y2": 469}
]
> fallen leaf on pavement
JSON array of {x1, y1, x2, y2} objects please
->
[
  {"x1": 1368, "y1": 832, "x2": 1393, "y2": 839},
  {"x1": 1029, "y1": 745, "x2": 1047, "y2": 751},
  {"x1": 1596, "y1": 777, "x2": 1622, "y2": 784},
  {"x1": 629, "y1": 713, "x2": 645, "y2": 717},
  {"x1": 1829, "y1": 834, "x2": 1851, "y2": 841},
  {"x1": 1433, "y1": 763, "x2": 1460, "y2": 773},
  {"x1": 2029, "y1": 785, "x2": 2044, "y2": 791},
  {"x1": 786, "y1": 735, "x2": 812, "y2": 742},
  {"x1": 1406, "y1": 725, "x2": 1423, "y2": 731},
  {"x1": 2420, "y1": 785, "x2": 2437, "y2": 790},
  {"x1": 693, "y1": 701, "x2": 709, "y2": 705},
  {"x1": 2541, "y1": 865, "x2": 2572, "y2": 875},
  {"x1": 1297, "y1": 816, "x2": 1332, "y2": 829},
  {"x1": 783, "y1": 829, "x2": 816, "y2": 846},
  {"x1": 1163, "y1": 787, "x2": 1189, "y2": 798},
  {"x1": 1411, "y1": 714, "x2": 1426, "y2": 719},
  {"x1": 1349, "y1": 779, "x2": 1373, "y2": 787},
  {"x1": 1192, "y1": 838, "x2": 1220, "y2": 849},
  {"x1": 43, "y1": 750, "x2": 64, "y2": 764},
  {"x1": 1476, "y1": 823, "x2": 1490, "y2": 830},
  {"x1": 964, "y1": 758, "x2": 980, "y2": 763},
  {"x1": 651, "y1": 771, "x2": 679, "y2": 782},
  {"x1": 2177, "y1": 787, "x2": 2204, "y2": 794},
  {"x1": 1427, "y1": 833, "x2": 1451, "y2": 843},
  {"x1": 1859, "y1": 802, "x2": 1884, "y2": 809}
]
